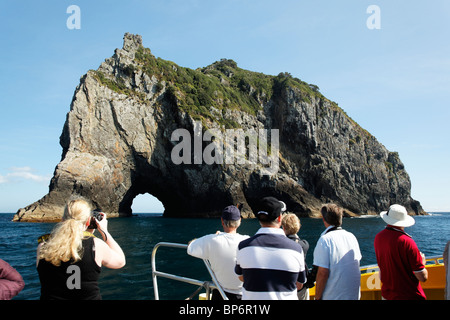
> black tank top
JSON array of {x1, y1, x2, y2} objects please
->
[{"x1": 37, "y1": 237, "x2": 102, "y2": 300}]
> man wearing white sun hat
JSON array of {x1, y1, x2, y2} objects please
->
[{"x1": 374, "y1": 204, "x2": 428, "y2": 300}]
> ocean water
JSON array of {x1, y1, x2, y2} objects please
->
[{"x1": 0, "y1": 212, "x2": 449, "y2": 300}]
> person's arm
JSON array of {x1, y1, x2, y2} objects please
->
[
  {"x1": 235, "y1": 249, "x2": 243, "y2": 282},
  {"x1": 187, "y1": 235, "x2": 209, "y2": 259},
  {"x1": 296, "y1": 262, "x2": 307, "y2": 291},
  {"x1": 312, "y1": 237, "x2": 330, "y2": 300},
  {"x1": 414, "y1": 252, "x2": 428, "y2": 282},
  {"x1": 314, "y1": 266, "x2": 329, "y2": 300},
  {"x1": 414, "y1": 269, "x2": 428, "y2": 282},
  {"x1": 94, "y1": 214, "x2": 126, "y2": 269},
  {"x1": 0, "y1": 259, "x2": 25, "y2": 300},
  {"x1": 235, "y1": 261, "x2": 243, "y2": 282}
]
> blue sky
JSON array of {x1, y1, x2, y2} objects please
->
[{"x1": 0, "y1": 0, "x2": 449, "y2": 213}]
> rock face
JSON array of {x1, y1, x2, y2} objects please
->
[{"x1": 14, "y1": 33, "x2": 425, "y2": 222}]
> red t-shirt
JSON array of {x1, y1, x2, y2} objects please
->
[{"x1": 374, "y1": 227, "x2": 426, "y2": 300}]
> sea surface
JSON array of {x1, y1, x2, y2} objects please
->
[{"x1": 1, "y1": 212, "x2": 449, "y2": 300}]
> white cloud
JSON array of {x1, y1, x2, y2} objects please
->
[{"x1": 0, "y1": 167, "x2": 51, "y2": 184}]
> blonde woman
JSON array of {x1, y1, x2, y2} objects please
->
[
  {"x1": 36, "y1": 197, "x2": 125, "y2": 299},
  {"x1": 282, "y1": 213, "x2": 310, "y2": 300}
]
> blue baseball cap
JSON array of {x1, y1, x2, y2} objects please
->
[{"x1": 222, "y1": 205, "x2": 241, "y2": 221}]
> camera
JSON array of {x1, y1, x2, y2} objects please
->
[
  {"x1": 304, "y1": 265, "x2": 318, "y2": 288},
  {"x1": 87, "y1": 211, "x2": 104, "y2": 229}
]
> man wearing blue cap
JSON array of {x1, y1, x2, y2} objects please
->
[{"x1": 187, "y1": 205, "x2": 249, "y2": 300}]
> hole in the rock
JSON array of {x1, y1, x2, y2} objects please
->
[{"x1": 131, "y1": 193, "x2": 164, "y2": 214}]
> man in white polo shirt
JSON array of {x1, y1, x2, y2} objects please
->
[
  {"x1": 187, "y1": 205, "x2": 249, "y2": 300},
  {"x1": 235, "y1": 197, "x2": 306, "y2": 300},
  {"x1": 313, "y1": 203, "x2": 362, "y2": 300}
]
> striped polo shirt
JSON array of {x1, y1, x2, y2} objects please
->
[{"x1": 235, "y1": 227, "x2": 306, "y2": 300}]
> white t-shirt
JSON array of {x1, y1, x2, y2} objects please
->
[
  {"x1": 187, "y1": 232, "x2": 249, "y2": 294},
  {"x1": 313, "y1": 226, "x2": 362, "y2": 300}
]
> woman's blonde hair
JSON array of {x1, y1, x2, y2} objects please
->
[
  {"x1": 38, "y1": 197, "x2": 92, "y2": 266},
  {"x1": 282, "y1": 213, "x2": 301, "y2": 235}
]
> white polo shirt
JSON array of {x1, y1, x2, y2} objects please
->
[
  {"x1": 313, "y1": 226, "x2": 362, "y2": 300},
  {"x1": 187, "y1": 232, "x2": 249, "y2": 294}
]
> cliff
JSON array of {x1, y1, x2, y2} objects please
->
[{"x1": 14, "y1": 33, "x2": 425, "y2": 222}]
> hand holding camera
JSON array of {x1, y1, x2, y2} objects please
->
[
  {"x1": 88, "y1": 211, "x2": 109, "y2": 242},
  {"x1": 88, "y1": 211, "x2": 104, "y2": 229}
]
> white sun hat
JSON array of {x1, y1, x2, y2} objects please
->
[{"x1": 380, "y1": 204, "x2": 415, "y2": 227}]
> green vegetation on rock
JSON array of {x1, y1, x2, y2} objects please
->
[{"x1": 94, "y1": 44, "x2": 372, "y2": 140}]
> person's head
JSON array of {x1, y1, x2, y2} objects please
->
[
  {"x1": 256, "y1": 197, "x2": 284, "y2": 227},
  {"x1": 62, "y1": 197, "x2": 93, "y2": 226},
  {"x1": 39, "y1": 197, "x2": 93, "y2": 266},
  {"x1": 321, "y1": 204, "x2": 343, "y2": 227},
  {"x1": 380, "y1": 204, "x2": 415, "y2": 228},
  {"x1": 282, "y1": 213, "x2": 301, "y2": 236},
  {"x1": 221, "y1": 205, "x2": 242, "y2": 230}
]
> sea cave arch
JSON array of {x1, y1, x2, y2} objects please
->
[
  {"x1": 114, "y1": 159, "x2": 247, "y2": 218},
  {"x1": 117, "y1": 169, "x2": 173, "y2": 216},
  {"x1": 131, "y1": 193, "x2": 164, "y2": 214}
]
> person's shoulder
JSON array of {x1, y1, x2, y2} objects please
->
[
  {"x1": 318, "y1": 231, "x2": 334, "y2": 243},
  {"x1": 342, "y1": 229, "x2": 359, "y2": 240},
  {"x1": 398, "y1": 232, "x2": 418, "y2": 247},
  {"x1": 204, "y1": 232, "x2": 221, "y2": 240},
  {"x1": 216, "y1": 233, "x2": 250, "y2": 246},
  {"x1": 236, "y1": 233, "x2": 250, "y2": 241},
  {"x1": 298, "y1": 238, "x2": 309, "y2": 250},
  {"x1": 280, "y1": 235, "x2": 305, "y2": 253},
  {"x1": 209, "y1": 232, "x2": 231, "y2": 243},
  {"x1": 237, "y1": 234, "x2": 259, "y2": 249},
  {"x1": 317, "y1": 230, "x2": 342, "y2": 247},
  {"x1": 93, "y1": 236, "x2": 106, "y2": 247},
  {"x1": 189, "y1": 233, "x2": 216, "y2": 249}
]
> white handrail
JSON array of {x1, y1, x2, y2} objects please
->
[{"x1": 151, "y1": 242, "x2": 229, "y2": 300}]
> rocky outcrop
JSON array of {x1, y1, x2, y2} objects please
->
[{"x1": 14, "y1": 33, "x2": 425, "y2": 222}]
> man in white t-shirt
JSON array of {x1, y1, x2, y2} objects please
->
[
  {"x1": 313, "y1": 204, "x2": 362, "y2": 300},
  {"x1": 187, "y1": 205, "x2": 249, "y2": 300}
]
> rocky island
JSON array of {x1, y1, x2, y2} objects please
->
[{"x1": 14, "y1": 33, "x2": 425, "y2": 222}]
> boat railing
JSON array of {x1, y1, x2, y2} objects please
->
[
  {"x1": 151, "y1": 242, "x2": 229, "y2": 300},
  {"x1": 424, "y1": 255, "x2": 444, "y2": 265},
  {"x1": 360, "y1": 255, "x2": 443, "y2": 274}
]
